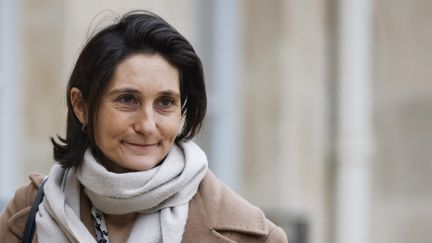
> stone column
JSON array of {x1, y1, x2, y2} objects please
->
[{"x1": 242, "y1": 0, "x2": 331, "y2": 242}]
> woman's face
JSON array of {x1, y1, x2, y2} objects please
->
[{"x1": 94, "y1": 53, "x2": 182, "y2": 172}]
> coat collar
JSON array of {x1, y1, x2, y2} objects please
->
[
  {"x1": 6, "y1": 173, "x2": 45, "y2": 242},
  {"x1": 201, "y1": 171, "x2": 268, "y2": 234},
  {"x1": 182, "y1": 171, "x2": 268, "y2": 242}
]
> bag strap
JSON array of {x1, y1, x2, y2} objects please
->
[{"x1": 21, "y1": 177, "x2": 48, "y2": 243}]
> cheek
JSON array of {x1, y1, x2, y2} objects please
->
[
  {"x1": 159, "y1": 114, "x2": 182, "y2": 138},
  {"x1": 95, "y1": 109, "x2": 129, "y2": 145}
]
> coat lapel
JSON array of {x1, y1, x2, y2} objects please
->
[{"x1": 182, "y1": 171, "x2": 269, "y2": 242}]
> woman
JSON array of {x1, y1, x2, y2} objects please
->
[{"x1": 0, "y1": 10, "x2": 287, "y2": 243}]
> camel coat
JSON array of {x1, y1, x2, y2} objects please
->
[{"x1": 0, "y1": 171, "x2": 287, "y2": 243}]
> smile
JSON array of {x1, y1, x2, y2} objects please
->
[
  {"x1": 123, "y1": 141, "x2": 158, "y2": 147},
  {"x1": 121, "y1": 141, "x2": 159, "y2": 153}
]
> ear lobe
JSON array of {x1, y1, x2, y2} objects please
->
[{"x1": 70, "y1": 87, "x2": 87, "y2": 125}]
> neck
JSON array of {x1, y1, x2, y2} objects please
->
[
  {"x1": 105, "y1": 213, "x2": 138, "y2": 225},
  {"x1": 104, "y1": 213, "x2": 138, "y2": 243}
]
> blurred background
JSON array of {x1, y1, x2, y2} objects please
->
[{"x1": 1, "y1": 0, "x2": 431, "y2": 243}]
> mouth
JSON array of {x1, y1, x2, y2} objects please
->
[
  {"x1": 122, "y1": 141, "x2": 159, "y2": 147},
  {"x1": 121, "y1": 140, "x2": 159, "y2": 155}
]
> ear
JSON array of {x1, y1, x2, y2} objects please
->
[{"x1": 70, "y1": 87, "x2": 87, "y2": 125}]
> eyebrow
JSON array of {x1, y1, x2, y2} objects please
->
[
  {"x1": 159, "y1": 90, "x2": 181, "y2": 99},
  {"x1": 108, "y1": 87, "x2": 180, "y2": 98},
  {"x1": 107, "y1": 88, "x2": 141, "y2": 97}
]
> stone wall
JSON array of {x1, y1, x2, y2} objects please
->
[{"x1": 372, "y1": 0, "x2": 432, "y2": 242}]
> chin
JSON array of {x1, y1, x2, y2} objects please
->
[{"x1": 124, "y1": 158, "x2": 161, "y2": 171}]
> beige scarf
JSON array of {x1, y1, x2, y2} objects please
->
[{"x1": 36, "y1": 141, "x2": 208, "y2": 243}]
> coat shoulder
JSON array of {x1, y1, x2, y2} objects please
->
[
  {"x1": 264, "y1": 225, "x2": 289, "y2": 243},
  {"x1": 190, "y1": 170, "x2": 288, "y2": 243},
  {"x1": 0, "y1": 173, "x2": 45, "y2": 242}
]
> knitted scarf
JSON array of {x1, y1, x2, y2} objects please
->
[{"x1": 36, "y1": 141, "x2": 208, "y2": 243}]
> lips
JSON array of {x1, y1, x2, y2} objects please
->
[
  {"x1": 121, "y1": 140, "x2": 159, "y2": 154},
  {"x1": 123, "y1": 141, "x2": 158, "y2": 147}
]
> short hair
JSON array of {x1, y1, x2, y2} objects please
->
[{"x1": 51, "y1": 10, "x2": 207, "y2": 168}]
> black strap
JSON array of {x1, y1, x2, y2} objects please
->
[{"x1": 21, "y1": 177, "x2": 47, "y2": 243}]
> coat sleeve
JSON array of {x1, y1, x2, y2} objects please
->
[
  {"x1": 0, "y1": 183, "x2": 38, "y2": 243},
  {"x1": 264, "y1": 225, "x2": 288, "y2": 243}
]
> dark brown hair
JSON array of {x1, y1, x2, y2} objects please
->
[{"x1": 51, "y1": 10, "x2": 207, "y2": 168}]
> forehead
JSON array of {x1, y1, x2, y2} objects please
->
[{"x1": 106, "y1": 53, "x2": 180, "y2": 93}]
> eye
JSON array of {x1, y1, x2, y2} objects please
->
[
  {"x1": 157, "y1": 97, "x2": 175, "y2": 109},
  {"x1": 116, "y1": 94, "x2": 138, "y2": 105}
]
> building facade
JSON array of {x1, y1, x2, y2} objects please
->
[{"x1": 1, "y1": 0, "x2": 431, "y2": 242}]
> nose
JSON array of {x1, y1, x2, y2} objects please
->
[{"x1": 133, "y1": 106, "x2": 157, "y2": 136}]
